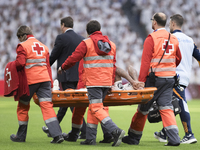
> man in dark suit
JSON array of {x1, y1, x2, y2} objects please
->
[{"x1": 42, "y1": 16, "x2": 86, "y2": 139}]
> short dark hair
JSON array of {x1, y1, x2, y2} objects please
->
[
  {"x1": 86, "y1": 20, "x2": 101, "y2": 35},
  {"x1": 170, "y1": 14, "x2": 184, "y2": 27},
  {"x1": 60, "y1": 16, "x2": 73, "y2": 28},
  {"x1": 153, "y1": 13, "x2": 167, "y2": 27}
]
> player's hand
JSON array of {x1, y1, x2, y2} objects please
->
[
  {"x1": 58, "y1": 66, "x2": 63, "y2": 74},
  {"x1": 131, "y1": 81, "x2": 144, "y2": 90}
]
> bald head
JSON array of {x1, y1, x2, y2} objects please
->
[{"x1": 153, "y1": 12, "x2": 167, "y2": 27}]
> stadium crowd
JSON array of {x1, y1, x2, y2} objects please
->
[{"x1": 0, "y1": 0, "x2": 200, "y2": 84}]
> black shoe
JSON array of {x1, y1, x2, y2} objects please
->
[
  {"x1": 42, "y1": 126, "x2": 51, "y2": 137},
  {"x1": 62, "y1": 132, "x2": 78, "y2": 142},
  {"x1": 122, "y1": 136, "x2": 139, "y2": 145},
  {"x1": 165, "y1": 142, "x2": 180, "y2": 146},
  {"x1": 78, "y1": 134, "x2": 86, "y2": 139},
  {"x1": 51, "y1": 135, "x2": 64, "y2": 143},
  {"x1": 99, "y1": 136, "x2": 114, "y2": 143},
  {"x1": 111, "y1": 128, "x2": 125, "y2": 146},
  {"x1": 80, "y1": 139, "x2": 96, "y2": 145},
  {"x1": 10, "y1": 134, "x2": 25, "y2": 142}
]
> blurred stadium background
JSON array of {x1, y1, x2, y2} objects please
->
[{"x1": 1, "y1": 0, "x2": 200, "y2": 99}]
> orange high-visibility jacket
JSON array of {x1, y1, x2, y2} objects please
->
[
  {"x1": 83, "y1": 38, "x2": 116, "y2": 87},
  {"x1": 150, "y1": 29, "x2": 179, "y2": 77},
  {"x1": 20, "y1": 37, "x2": 51, "y2": 85}
]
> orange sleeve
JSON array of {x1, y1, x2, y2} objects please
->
[{"x1": 138, "y1": 35, "x2": 154, "y2": 82}]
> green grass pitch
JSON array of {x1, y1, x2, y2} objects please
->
[{"x1": 0, "y1": 97, "x2": 199, "y2": 150}]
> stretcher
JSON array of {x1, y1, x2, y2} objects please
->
[{"x1": 33, "y1": 87, "x2": 157, "y2": 107}]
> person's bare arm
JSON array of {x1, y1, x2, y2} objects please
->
[
  {"x1": 115, "y1": 67, "x2": 135, "y2": 83},
  {"x1": 115, "y1": 66, "x2": 144, "y2": 89},
  {"x1": 127, "y1": 65, "x2": 138, "y2": 81}
]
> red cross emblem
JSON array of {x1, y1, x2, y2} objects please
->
[
  {"x1": 162, "y1": 40, "x2": 174, "y2": 55},
  {"x1": 32, "y1": 42, "x2": 45, "y2": 56},
  {"x1": 5, "y1": 68, "x2": 11, "y2": 87}
]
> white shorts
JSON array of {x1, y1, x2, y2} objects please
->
[{"x1": 112, "y1": 80, "x2": 134, "y2": 91}]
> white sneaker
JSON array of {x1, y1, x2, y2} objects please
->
[
  {"x1": 154, "y1": 131, "x2": 167, "y2": 142},
  {"x1": 180, "y1": 134, "x2": 197, "y2": 144}
]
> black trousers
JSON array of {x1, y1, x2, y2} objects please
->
[{"x1": 57, "y1": 81, "x2": 86, "y2": 134}]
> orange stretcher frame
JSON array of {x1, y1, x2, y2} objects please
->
[{"x1": 33, "y1": 87, "x2": 157, "y2": 107}]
